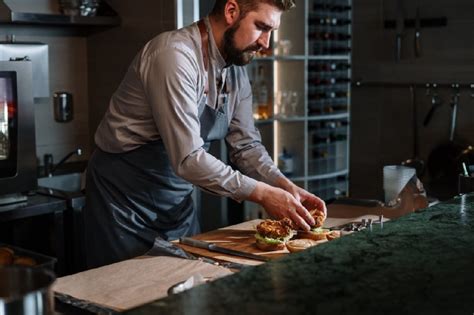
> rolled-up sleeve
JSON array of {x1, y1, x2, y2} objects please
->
[
  {"x1": 226, "y1": 69, "x2": 284, "y2": 186},
  {"x1": 139, "y1": 46, "x2": 257, "y2": 202}
]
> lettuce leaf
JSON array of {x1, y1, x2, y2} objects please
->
[
  {"x1": 310, "y1": 227, "x2": 329, "y2": 233},
  {"x1": 255, "y1": 231, "x2": 294, "y2": 244}
]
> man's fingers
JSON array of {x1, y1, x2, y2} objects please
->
[
  {"x1": 303, "y1": 194, "x2": 327, "y2": 216},
  {"x1": 295, "y1": 204, "x2": 315, "y2": 226},
  {"x1": 316, "y1": 197, "x2": 327, "y2": 216},
  {"x1": 288, "y1": 209, "x2": 310, "y2": 231}
]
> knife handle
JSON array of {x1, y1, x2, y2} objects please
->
[
  {"x1": 179, "y1": 237, "x2": 211, "y2": 250},
  {"x1": 415, "y1": 33, "x2": 421, "y2": 58},
  {"x1": 395, "y1": 35, "x2": 402, "y2": 62}
]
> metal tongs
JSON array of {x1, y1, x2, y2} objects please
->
[{"x1": 329, "y1": 215, "x2": 384, "y2": 232}]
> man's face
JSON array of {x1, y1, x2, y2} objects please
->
[{"x1": 223, "y1": 3, "x2": 282, "y2": 66}]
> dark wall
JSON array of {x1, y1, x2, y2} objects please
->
[
  {"x1": 87, "y1": 1, "x2": 177, "y2": 150},
  {"x1": 350, "y1": 0, "x2": 474, "y2": 200}
]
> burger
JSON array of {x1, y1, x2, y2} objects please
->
[
  {"x1": 296, "y1": 209, "x2": 330, "y2": 241},
  {"x1": 326, "y1": 230, "x2": 341, "y2": 241},
  {"x1": 286, "y1": 239, "x2": 319, "y2": 253},
  {"x1": 255, "y1": 218, "x2": 295, "y2": 251},
  {"x1": 297, "y1": 227, "x2": 330, "y2": 241}
]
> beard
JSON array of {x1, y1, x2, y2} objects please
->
[{"x1": 223, "y1": 21, "x2": 262, "y2": 66}]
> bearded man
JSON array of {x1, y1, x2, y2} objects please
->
[{"x1": 84, "y1": 0, "x2": 326, "y2": 268}]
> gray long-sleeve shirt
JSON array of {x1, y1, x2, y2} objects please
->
[{"x1": 95, "y1": 18, "x2": 283, "y2": 202}]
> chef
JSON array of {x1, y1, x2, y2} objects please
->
[{"x1": 84, "y1": 0, "x2": 326, "y2": 268}]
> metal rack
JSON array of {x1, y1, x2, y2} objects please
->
[{"x1": 353, "y1": 81, "x2": 474, "y2": 89}]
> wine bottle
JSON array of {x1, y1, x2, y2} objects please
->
[
  {"x1": 312, "y1": 46, "x2": 352, "y2": 54},
  {"x1": 308, "y1": 62, "x2": 351, "y2": 72},
  {"x1": 309, "y1": 91, "x2": 349, "y2": 100},
  {"x1": 309, "y1": 32, "x2": 351, "y2": 41},
  {"x1": 312, "y1": 149, "x2": 329, "y2": 159},
  {"x1": 309, "y1": 77, "x2": 350, "y2": 86},
  {"x1": 309, "y1": 17, "x2": 351, "y2": 26},
  {"x1": 313, "y1": 4, "x2": 352, "y2": 12},
  {"x1": 312, "y1": 134, "x2": 331, "y2": 144}
]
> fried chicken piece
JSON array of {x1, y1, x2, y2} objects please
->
[
  {"x1": 256, "y1": 218, "x2": 294, "y2": 239},
  {"x1": 310, "y1": 209, "x2": 326, "y2": 228}
]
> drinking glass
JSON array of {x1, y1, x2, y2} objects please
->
[
  {"x1": 278, "y1": 40, "x2": 292, "y2": 56},
  {"x1": 289, "y1": 91, "x2": 299, "y2": 116},
  {"x1": 383, "y1": 165, "x2": 416, "y2": 203},
  {"x1": 275, "y1": 90, "x2": 288, "y2": 118}
]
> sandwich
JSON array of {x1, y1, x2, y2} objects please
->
[
  {"x1": 286, "y1": 239, "x2": 319, "y2": 253},
  {"x1": 296, "y1": 209, "x2": 330, "y2": 241},
  {"x1": 326, "y1": 230, "x2": 341, "y2": 241},
  {"x1": 255, "y1": 218, "x2": 295, "y2": 251}
]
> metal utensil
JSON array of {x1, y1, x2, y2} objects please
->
[
  {"x1": 0, "y1": 266, "x2": 56, "y2": 315},
  {"x1": 414, "y1": 6, "x2": 422, "y2": 58},
  {"x1": 395, "y1": 0, "x2": 405, "y2": 62},
  {"x1": 180, "y1": 238, "x2": 270, "y2": 262},
  {"x1": 402, "y1": 85, "x2": 425, "y2": 177},
  {"x1": 423, "y1": 83, "x2": 442, "y2": 126},
  {"x1": 449, "y1": 84, "x2": 460, "y2": 142}
]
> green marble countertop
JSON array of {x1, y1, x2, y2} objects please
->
[{"x1": 125, "y1": 194, "x2": 474, "y2": 315}]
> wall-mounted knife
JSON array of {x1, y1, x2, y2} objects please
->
[
  {"x1": 180, "y1": 237, "x2": 270, "y2": 262},
  {"x1": 414, "y1": 6, "x2": 422, "y2": 58},
  {"x1": 395, "y1": 0, "x2": 405, "y2": 62}
]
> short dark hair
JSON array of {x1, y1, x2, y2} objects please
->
[{"x1": 210, "y1": 0, "x2": 295, "y2": 18}]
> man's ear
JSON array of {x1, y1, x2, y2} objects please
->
[{"x1": 224, "y1": 0, "x2": 240, "y2": 25}]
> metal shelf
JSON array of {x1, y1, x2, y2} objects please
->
[
  {"x1": 306, "y1": 169, "x2": 349, "y2": 181},
  {"x1": 307, "y1": 112, "x2": 349, "y2": 121},
  {"x1": 308, "y1": 55, "x2": 351, "y2": 60},
  {"x1": 2, "y1": 12, "x2": 120, "y2": 27},
  {"x1": 0, "y1": 0, "x2": 120, "y2": 35}
]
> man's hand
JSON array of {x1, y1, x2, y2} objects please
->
[
  {"x1": 275, "y1": 176, "x2": 327, "y2": 216},
  {"x1": 248, "y1": 182, "x2": 315, "y2": 231}
]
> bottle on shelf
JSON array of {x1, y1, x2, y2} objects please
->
[
  {"x1": 308, "y1": 62, "x2": 351, "y2": 72},
  {"x1": 308, "y1": 32, "x2": 351, "y2": 41},
  {"x1": 309, "y1": 17, "x2": 351, "y2": 26},
  {"x1": 311, "y1": 46, "x2": 352, "y2": 55},
  {"x1": 311, "y1": 148, "x2": 329, "y2": 159},
  {"x1": 278, "y1": 147, "x2": 294, "y2": 176},
  {"x1": 256, "y1": 65, "x2": 271, "y2": 120},
  {"x1": 312, "y1": 4, "x2": 352, "y2": 12},
  {"x1": 329, "y1": 133, "x2": 348, "y2": 142},
  {"x1": 308, "y1": 90, "x2": 349, "y2": 100},
  {"x1": 312, "y1": 134, "x2": 331, "y2": 144},
  {"x1": 309, "y1": 77, "x2": 351, "y2": 86}
]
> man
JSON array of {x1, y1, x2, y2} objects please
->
[{"x1": 84, "y1": 0, "x2": 326, "y2": 268}]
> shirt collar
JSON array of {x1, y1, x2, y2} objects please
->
[{"x1": 204, "y1": 17, "x2": 227, "y2": 71}]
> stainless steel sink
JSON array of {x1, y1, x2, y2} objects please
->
[{"x1": 38, "y1": 172, "x2": 84, "y2": 193}]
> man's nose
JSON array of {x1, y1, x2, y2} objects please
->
[{"x1": 257, "y1": 32, "x2": 271, "y2": 49}]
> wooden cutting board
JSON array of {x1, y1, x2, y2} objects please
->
[{"x1": 176, "y1": 215, "x2": 388, "y2": 266}]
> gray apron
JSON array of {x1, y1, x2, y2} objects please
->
[{"x1": 84, "y1": 93, "x2": 230, "y2": 268}]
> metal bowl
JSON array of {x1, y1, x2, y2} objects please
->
[{"x1": 0, "y1": 266, "x2": 56, "y2": 315}]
